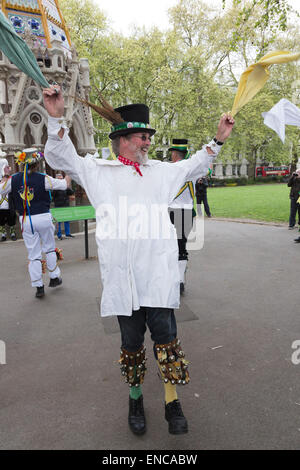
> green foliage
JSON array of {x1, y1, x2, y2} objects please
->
[
  {"x1": 224, "y1": 0, "x2": 299, "y2": 54},
  {"x1": 59, "y1": 0, "x2": 299, "y2": 166}
]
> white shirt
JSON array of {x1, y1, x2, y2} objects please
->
[
  {"x1": 169, "y1": 180, "x2": 195, "y2": 210},
  {"x1": 44, "y1": 117, "x2": 218, "y2": 317}
]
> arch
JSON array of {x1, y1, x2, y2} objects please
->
[
  {"x1": 24, "y1": 124, "x2": 34, "y2": 147},
  {"x1": 69, "y1": 126, "x2": 78, "y2": 150},
  {"x1": 17, "y1": 103, "x2": 48, "y2": 144},
  {"x1": 41, "y1": 125, "x2": 48, "y2": 146}
]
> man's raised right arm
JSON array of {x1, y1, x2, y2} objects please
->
[{"x1": 42, "y1": 85, "x2": 81, "y2": 177}]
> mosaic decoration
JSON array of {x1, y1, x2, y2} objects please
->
[
  {"x1": 2, "y1": 1, "x2": 71, "y2": 49},
  {"x1": 5, "y1": 0, "x2": 39, "y2": 8},
  {"x1": 8, "y1": 12, "x2": 45, "y2": 37},
  {"x1": 48, "y1": 19, "x2": 71, "y2": 51}
]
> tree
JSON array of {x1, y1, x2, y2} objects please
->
[
  {"x1": 223, "y1": 0, "x2": 299, "y2": 54},
  {"x1": 59, "y1": 0, "x2": 299, "y2": 166}
]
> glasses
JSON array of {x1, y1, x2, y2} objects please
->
[{"x1": 131, "y1": 133, "x2": 152, "y2": 142}]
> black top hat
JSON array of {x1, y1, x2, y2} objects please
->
[
  {"x1": 168, "y1": 139, "x2": 189, "y2": 153},
  {"x1": 109, "y1": 104, "x2": 156, "y2": 139}
]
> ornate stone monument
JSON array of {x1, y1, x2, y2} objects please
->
[{"x1": 0, "y1": 0, "x2": 96, "y2": 171}]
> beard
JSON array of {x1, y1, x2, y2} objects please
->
[{"x1": 136, "y1": 150, "x2": 148, "y2": 164}]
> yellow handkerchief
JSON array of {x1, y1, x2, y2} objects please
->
[{"x1": 231, "y1": 51, "x2": 300, "y2": 117}]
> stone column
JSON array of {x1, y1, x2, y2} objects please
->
[
  {"x1": 225, "y1": 163, "x2": 233, "y2": 177},
  {"x1": 240, "y1": 158, "x2": 248, "y2": 177},
  {"x1": 214, "y1": 162, "x2": 223, "y2": 178}
]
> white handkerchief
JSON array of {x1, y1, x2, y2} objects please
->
[{"x1": 262, "y1": 98, "x2": 300, "y2": 143}]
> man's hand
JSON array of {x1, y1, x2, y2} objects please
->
[
  {"x1": 42, "y1": 85, "x2": 64, "y2": 118},
  {"x1": 215, "y1": 113, "x2": 235, "y2": 142}
]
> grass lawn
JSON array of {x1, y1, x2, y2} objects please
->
[{"x1": 206, "y1": 184, "x2": 291, "y2": 223}]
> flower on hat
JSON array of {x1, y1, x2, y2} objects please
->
[{"x1": 15, "y1": 151, "x2": 27, "y2": 164}]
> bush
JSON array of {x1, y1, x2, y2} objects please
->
[
  {"x1": 210, "y1": 175, "x2": 289, "y2": 186},
  {"x1": 236, "y1": 177, "x2": 248, "y2": 185}
]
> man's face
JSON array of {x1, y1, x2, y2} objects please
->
[{"x1": 121, "y1": 132, "x2": 152, "y2": 163}]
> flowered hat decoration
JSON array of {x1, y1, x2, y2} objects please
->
[{"x1": 14, "y1": 148, "x2": 44, "y2": 165}]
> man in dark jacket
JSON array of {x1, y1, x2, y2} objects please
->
[
  {"x1": 195, "y1": 176, "x2": 211, "y2": 217},
  {"x1": 287, "y1": 169, "x2": 300, "y2": 231},
  {"x1": 52, "y1": 173, "x2": 74, "y2": 240}
]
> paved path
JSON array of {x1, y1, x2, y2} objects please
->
[{"x1": 1, "y1": 220, "x2": 300, "y2": 450}]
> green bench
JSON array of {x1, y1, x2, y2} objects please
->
[{"x1": 50, "y1": 205, "x2": 96, "y2": 259}]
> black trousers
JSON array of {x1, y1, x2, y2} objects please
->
[
  {"x1": 117, "y1": 307, "x2": 177, "y2": 358},
  {"x1": 169, "y1": 208, "x2": 194, "y2": 260},
  {"x1": 196, "y1": 194, "x2": 211, "y2": 216},
  {"x1": 289, "y1": 199, "x2": 300, "y2": 227}
]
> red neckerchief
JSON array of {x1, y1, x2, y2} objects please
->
[{"x1": 118, "y1": 155, "x2": 143, "y2": 176}]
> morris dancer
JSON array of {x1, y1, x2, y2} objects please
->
[
  {"x1": 43, "y1": 85, "x2": 234, "y2": 435},
  {"x1": 0, "y1": 149, "x2": 70, "y2": 298},
  {"x1": 168, "y1": 139, "x2": 196, "y2": 295}
]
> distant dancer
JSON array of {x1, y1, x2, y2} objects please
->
[
  {"x1": 169, "y1": 139, "x2": 195, "y2": 295},
  {"x1": 0, "y1": 149, "x2": 71, "y2": 298}
]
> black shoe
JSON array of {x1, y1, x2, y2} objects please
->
[
  {"x1": 288, "y1": 226, "x2": 295, "y2": 230},
  {"x1": 57, "y1": 235, "x2": 63, "y2": 240},
  {"x1": 0, "y1": 235, "x2": 6, "y2": 242},
  {"x1": 10, "y1": 233, "x2": 17, "y2": 241},
  {"x1": 165, "y1": 399, "x2": 188, "y2": 435},
  {"x1": 65, "y1": 234, "x2": 74, "y2": 238},
  {"x1": 128, "y1": 395, "x2": 146, "y2": 435},
  {"x1": 180, "y1": 282, "x2": 185, "y2": 295},
  {"x1": 35, "y1": 286, "x2": 45, "y2": 298},
  {"x1": 49, "y1": 277, "x2": 62, "y2": 287},
  {"x1": 294, "y1": 237, "x2": 300, "y2": 243}
]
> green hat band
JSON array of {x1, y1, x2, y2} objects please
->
[
  {"x1": 111, "y1": 122, "x2": 151, "y2": 132},
  {"x1": 170, "y1": 144, "x2": 188, "y2": 151}
]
